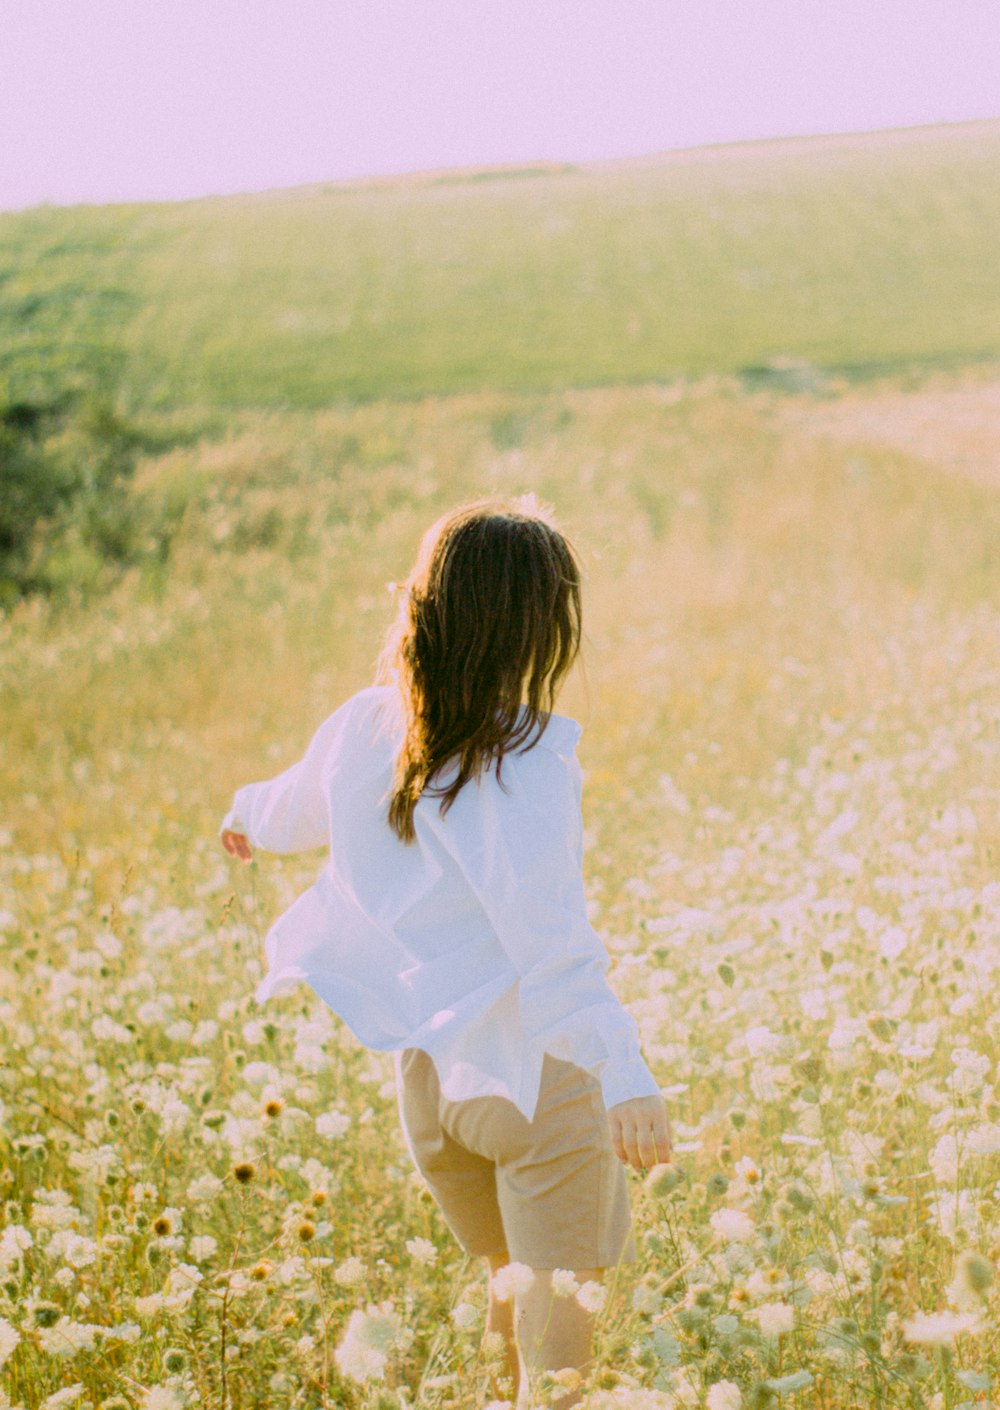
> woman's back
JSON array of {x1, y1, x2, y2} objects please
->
[
  {"x1": 226, "y1": 682, "x2": 626, "y2": 1120},
  {"x1": 326, "y1": 685, "x2": 580, "y2": 953}
]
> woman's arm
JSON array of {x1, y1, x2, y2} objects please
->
[{"x1": 218, "y1": 706, "x2": 349, "y2": 855}]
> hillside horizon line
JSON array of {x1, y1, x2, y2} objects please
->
[{"x1": 7, "y1": 114, "x2": 1000, "y2": 215}]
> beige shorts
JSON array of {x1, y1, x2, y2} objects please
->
[{"x1": 397, "y1": 1047, "x2": 635, "y2": 1269}]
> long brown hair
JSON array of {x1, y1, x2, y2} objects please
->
[{"x1": 376, "y1": 495, "x2": 582, "y2": 843}]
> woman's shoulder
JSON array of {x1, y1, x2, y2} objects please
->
[
  {"x1": 327, "y1": 682, "x2": 396, "y2": 717},
  {"x1": 509, "y1": 708, "x2": 582, "y2": 764},
  {"x1": 497, "y1": 711, "x2": 583, "y2": 800},
  {"x1": 335, "y1": 683, "x2": 402, "y2": 736},
  {"x1": 534, "y1": 710, "x2": 582, "y2": 755},
  {"x1": 310, "y1": 684, "x2": 399, "y2": 745},
  {"x1": 345, "y1": 682, "x2": 396, "y2": 711}
]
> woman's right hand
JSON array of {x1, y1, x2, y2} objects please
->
[
  {"x1": 221, "y1": 829, "x2": 253, "y2": 862},
  {"x1": 607, "y1": 1095, "x2": 672, "y2": 1172}
]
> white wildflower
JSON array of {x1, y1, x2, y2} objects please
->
[
  {"x1": 299, "y1": 1157, "x2": 336, "y2": 1192},
  {"x1": 163, "y1": 1263, "x2": 203, "y2": 1311},
  {"x1": 902, "y1": 1311, "x2": 983, "y2": 1345},
  {"x1": 30, "y1": 1191, "x2": 78, "y2": 1229},
  {"x1": 733, "y1": 1156, "x2": 763, "y2": 1187},
  {"x1": 744, "y1": 1026, "x2": 783, "y2": 1057},
  {"x1": 490, "y1": 1262, "x2": 536, "y2": 1303},
  {"x1": 333, "y1": 1256, "x2": 366, "y2": 1287},
  {"x1": 93, "y1": 929, "x2": 123, "y2": 959},
  {"x1": 334, "y1": 1300, "x2": 409, "y2": 1384},
  {"x1": 36, "y1": 1317, "x2": 102, "y2": 1356},
  {"x1": 746, "y1": 1268, "x2": 790, "y2": 1300},
  {"x1": 710, "y1": 1208, "x2": 755, "y2": 1242},
  {"x1": 965, "y1": 1122, "x2": 1000, "y2": 1157},
  {"x1": 140, "y1": 1386, "x2": 184, "y2": 1410},
  {"x1": 929, "y1": 1133, "x2": 960, "y2": 1184},
  {"x1": 878, "y1": 926, "x2": 908, "y2": 961},
  {"x1": 277, "y1": 1255, "x2": 308, "y2": 1284},
  {"x1": 551, "y1": 1269, "x2": 580, "y2": 1297},
  {"x1": 575, "y1": 1280, "x2": 606, "y2": 1314},
  {"x1": 707, "y1": 1383, "x2": 743, "y2": 1410},
  {"x1": 0, "y1": 1225, "x2": 33, "y2": 1268},
  {"x1": 951, "y1": 1047, "x2": 990, "y2": 1095},
  {"x1": 159, "y1": 1099, "x2": 191, "y2": 1134},
  {"x1": 0, "y1": 1316, "x2": 20, "y2": 1369},
  {"x1": 67, "y1": 1143, "x2": 119, "y2": 1183},
  {"x1": 134, "y1": 1294, "x2": 165, "y2": 1317},
  {"x1": 104, "y1": 1321, "x2": 141, "y2": 1343},
  {"x1": 92, "y1": 1015, "x2": 134, "y2": 1043},
  {"x1": 755, "y1": 1301, "x2": 796, "y2": 1337},
  {"x1": 48, "y1": 1230, "x2": 98, "y2": 1269},
  {"x1": 405, "y1": 1236, "x2": 438, "y2": 1265},
  {"x1": 930, "y1": 1188, "x2": 979, "y2": 1244},
  {"x1": 316, "y1": 1109, "x2": 351, "y2": 1138},
  {"x1": 187, "y1": 1173, "x2": 224, "y2": 1206}
]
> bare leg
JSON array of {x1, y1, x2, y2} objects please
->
[
  {"x1": 485, "y1": 1251, "x2": 520, "y2": 1401},
  {"x1": 515, "y1": 1267, "x2": 604, "y2": 1410}
]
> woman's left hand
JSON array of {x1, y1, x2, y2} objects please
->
[
  {"x1": 607, "y1": 1095, "x2": 673, "y2": 1172},
  {"x1": 221, "y1": 830, "x2": 253, "y2": 862}
]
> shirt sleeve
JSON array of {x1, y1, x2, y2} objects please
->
[
  {"x1": 440, "y1": 743, "x2": 662, "y2": 1111},
  {"x1": 218, "y1": 705, "x2": 348, "y2": 855}
]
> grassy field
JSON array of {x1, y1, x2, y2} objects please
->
[
  {"x1": 2, "y1": 121, "x2": 1000, "y2": 412},
  {"x1": 3, "y1": 122, "x2": 1000, "y2": 1409},
  {"x1": 3, "y1": 369, "x2": 1000, "y2": 1407}
]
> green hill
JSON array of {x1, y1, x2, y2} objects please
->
[{"x1": 2, "y1": 120, "x2": 1000, "y2": 413}]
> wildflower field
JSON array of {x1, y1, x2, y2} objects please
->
[
  {"x1": 3, "y1": 368, "x2": 1000, "y2": 1410},
  {"x1": 3, "y1": 125, "x2": 1000, "y2": 1410}
]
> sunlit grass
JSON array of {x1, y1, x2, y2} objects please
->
[
  {"x1": 2, "y1": 374, "x2": 1000, "y2": 1407},
  {"x1": 3, "y1": 122, "x2": 1000, "y2": 414}
]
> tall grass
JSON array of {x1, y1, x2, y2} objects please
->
[{"x1": 2, "y1": 376, "x2": 1000, "y2": 1405}]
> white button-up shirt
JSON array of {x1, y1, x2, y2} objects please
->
[{"x1": 220, "y1": 684, "x2": 661, "y2": 1121}]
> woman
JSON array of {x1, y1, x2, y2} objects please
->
[{"x1": 220, "y1": 495, "x2": 671, "y2": 1407}]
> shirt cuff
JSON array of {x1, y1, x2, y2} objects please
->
[
  {"x1": 600, "y1": 1057, "x2": 662, "y2": 1111},
  {"x1": 219, "y1": 808, "x2": 247, "y2": 839}
]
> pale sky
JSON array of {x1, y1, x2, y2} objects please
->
[{"x1": 2, "y1": 0, "x2": 999, "y2": 211}]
